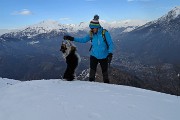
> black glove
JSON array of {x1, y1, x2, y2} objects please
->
[
  {"x1": 63, "y1": 35, "x2": 74, "y2": 41},
  {"x1": 107, "y1": 53, "x2": 113, "y2": 64}
]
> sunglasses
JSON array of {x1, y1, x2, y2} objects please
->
[{"x1": 91, "y1": 28, "x2": 98, "y2": 30}]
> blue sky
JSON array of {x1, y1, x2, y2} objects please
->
[{"x1": 0, "y1": 0, "x2": 179, "y2": 29}]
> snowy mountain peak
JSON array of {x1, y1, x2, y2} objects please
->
[
  {"x1": 158, "y1": 6, "x2": 180, "y2": 22},
  {"x1": 166, "y1": 6, "x2": 180, "y2": 19},
  {"x1": 139, "y1": 6, "x2": 180, "y2": 29},
  {"x1": 170, "y1": 6, "x2": 180, "y2": 18},
  {"x1": 34, "y1": 20, "x2": 61, "y2": 28},
  {"x1": 27, "y1": 20, "x2": 67, "y2": 31},
  {"x1": 1, "y1": 20, "x2": 77, "y2": 39}
]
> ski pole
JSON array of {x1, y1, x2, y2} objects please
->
[{"x1": 178, "y1": 73, "x2": 180, "y2": 96}]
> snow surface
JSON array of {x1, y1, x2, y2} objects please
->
[{"x1": 0, "y1": 78, "x2": 179, "y2": 120}]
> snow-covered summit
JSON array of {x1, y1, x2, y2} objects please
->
[
  {"x1": 0, "y1": 78, "x2": 179, "y2": 120},
  {"x1": 136, "y1": 6, "x2": 180, "y2": 30},
  {"x1": 169, "y1": 6, "x2": 180, "y2": 18},
  {"x1": 157, "y1": 6, "x2": 180, "y2": 22},
  {"x1": 22, "y1": 20, "x2": 76, "y2": 33},
  {"x1": 1, "y1": 20, "x2": 78, "y2": 39},
  {"x1": 101, "y1": 19, "x2": 148, "y2": 28},
  {"x1": 105, "y1": 19, "x2": 148, "y2": 32},
  {"x1": 29, "y1": 20, "x2": 65, "y2": 31}
]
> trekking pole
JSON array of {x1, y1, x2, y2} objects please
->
[
  {"x1": 108, "y1": 62, "x2": 111, "y2": 68},
  {"x1": 108, "y1": 61, "x2": 111, "y2": 74},
  {"x1": 178, "y1": 73, "x2": 180, "y2": 96}
]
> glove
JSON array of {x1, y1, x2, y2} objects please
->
[
  {"x1": 63, "y1": 35, "x2": 74, "y2": 41},
  {"x1": 107, "y1": 53, "x2": 113, "y2": 64}
]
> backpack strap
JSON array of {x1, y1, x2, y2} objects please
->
[{"x1": 102, "y1": 29, "x2": 109, "y2": 49}]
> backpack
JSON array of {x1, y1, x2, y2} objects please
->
[{"x1": 89, "y1": 29, "x2": 109, "y2": 51}]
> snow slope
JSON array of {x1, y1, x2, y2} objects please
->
[
  {"x1": 0, "y1": 78, "x2": 20, "y2": 89},
  {"x1": 0, "y1": 78, "x2": 179, "y2": 120}
]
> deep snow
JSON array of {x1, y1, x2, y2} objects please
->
[{"x1": 0, "y1": 78, "x2": 179, "y2": 120}]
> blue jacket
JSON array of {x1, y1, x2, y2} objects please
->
[{"x1": 74, "y1": 27, "x2": 114, "y2": 59}]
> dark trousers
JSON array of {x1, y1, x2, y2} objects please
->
[{"x1": 89, "y1": 55, "x2": 109, "y2": 83}]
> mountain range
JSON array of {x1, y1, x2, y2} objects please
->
[
  {"x1": 117, "y1": 6, "x2": 180, "y2": 64},
  {"x1": 0, "y1": 19, "x2": 147, "y2": 40}
]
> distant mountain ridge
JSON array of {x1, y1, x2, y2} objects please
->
[
  {"x1": 0, "y1": 19, "x2": 147, "y2": 41},
  {"x1": 118, "y1": 6, "x2": 180, "y2": 64}
]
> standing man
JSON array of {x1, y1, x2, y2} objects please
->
[{"x1": 64, "y1": 15, "x2": 114, "y2": 83}]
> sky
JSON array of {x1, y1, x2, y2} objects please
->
[{"x1": 0, "y1": 0, "x2": 180, "y2": 29}]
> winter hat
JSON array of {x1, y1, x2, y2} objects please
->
[{"x1": 89, "y1": 15, "x2": 101, "y2": 29}]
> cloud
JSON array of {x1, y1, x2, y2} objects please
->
[{"x1": 12, "y1": 9, "x2": 32, "y2": 15}]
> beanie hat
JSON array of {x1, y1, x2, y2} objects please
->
[{"x1": 89, "y1": 15, "x2": 101, "y2": 29}]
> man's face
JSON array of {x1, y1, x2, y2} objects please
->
[{"x1": 91, "y1": 28, "x2": 98, "y2": 34}]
